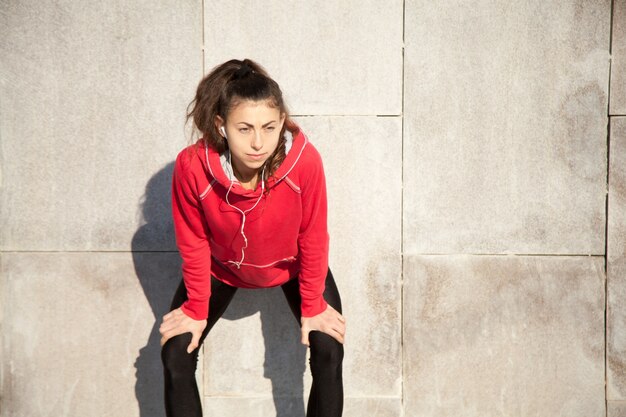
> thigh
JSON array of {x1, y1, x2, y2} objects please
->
[{"x1": 281, "y1": 268, "x2": 342, "y2": 324}]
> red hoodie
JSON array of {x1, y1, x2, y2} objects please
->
[{"x1": 172, "y1": 126, "x2": 329, "y2": 320}]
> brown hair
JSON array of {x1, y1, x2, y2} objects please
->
[{"x1": 185, "y1": 58, "x2": 297, "y2": 182}]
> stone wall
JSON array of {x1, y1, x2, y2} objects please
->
[
  {"x1": 608, "y1": 1, "x2": 626, "y2": 413},
  {"x1": 0, "y1": 1, "x2": 623, "y2": 416}
]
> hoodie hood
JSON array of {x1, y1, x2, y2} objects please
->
[{"x1": 198, "y1": 126, "x2": 308, "y2": 197}]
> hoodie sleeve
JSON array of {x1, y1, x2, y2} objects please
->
[
  {"x1": 171, "y1": 148, "x2": 212, "y2": 320},
  {"x1": 297, "y1": 145, "x2": 330, "y2": 318}
]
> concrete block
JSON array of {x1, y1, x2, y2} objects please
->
[
  {"x1": 0, "y1": 0, "x2": 201, "y2": 251},
  {"x1": 611, "y1": 0, "x2": 626, "y2": 114},
  {"x1": 203, "y1": 1, "x2": 403, "y2": 115},
  {"x1": 0, "y1": 252, "x2": 182, "y2": 417},
  {"x1": 403, "y1": 255, "x2": 605, "y2": 417},
  {"x1": 608, "y1": 401, "x2": 626, "y2": 417},
  {"x1": 608, "y1": 117, "x2": 626, "y2": 400},
  {"x1": 403, "y1": 0, "x2": 610, "y2": 254},
  {"x1": 201, "y1": 116, "x2": 403, "y2": 403},
  {"x1": 201, "y1": 396, "x2": 401, "y2": 417},
  {"x1": 202, "y1": 397, "x2": 304, "y2": 417},
  {"x1": 343, "y1": 397, "x2": 402, "y2": 417}
]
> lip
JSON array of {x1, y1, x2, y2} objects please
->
[{"x1": 247, "y1": 153, "x2": 267, "y2": 160}]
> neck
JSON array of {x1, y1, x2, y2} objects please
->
[{"x1": 232, "y1": 163, "x2": 261, "y2": 190}]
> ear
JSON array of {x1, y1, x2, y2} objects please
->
[{"x1": 214, "y1": 116, "x2": 225, "y2": 135}]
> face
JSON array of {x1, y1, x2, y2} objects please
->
[{"x1": 217, "y1": 99, "x2": 285, "y2": 180}]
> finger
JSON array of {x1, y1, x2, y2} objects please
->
[
  {"x1": 159, "y1": 319, "x2": 177, "y2": 334},
  {"x1": 187, "y1": 331, "x2": 201, "y2": 354},
  {"x1": 331, "y1": 325, "x2": 345, "y2": 339},
  {"x1": 322, "y1": 317, "x2": 345, "y2": 335},
  {"x1": 159, "y1": 318, "x2": 170, "y2": 330},
  {"x1": 300, "y1": 328, "x2": 310, "y2": 347},
  {"x1": 160, "y1": 327, "x2": 184, "y2": 345},
  {"x1": 337, "y1": 314, "x2": 346, "y2": 323},
  {"x1": 161, "y1": 312, "x2": 178, "y2": 325},
  {"x1": 333, "y1": 328, "x2": 345, "y2": 344},
  {"x1": 324, "y1": 325, "x2": 345, "y2": 344},
  {"x1": 326, "y1": 328, "x2": 344, "y2": 344},
  {"x1": 160, "y1": 330, "x2": 174, "y2": 343},
  {"x1": 334, "y1": 321, "x2": 346, "y2": 335}
]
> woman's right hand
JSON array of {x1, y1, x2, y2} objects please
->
[{"x1": 159, "y1": 307, "x2": 208, "y2": 353}]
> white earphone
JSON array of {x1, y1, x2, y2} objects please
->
[{"x1": 220, "y1": 126, "x2": 227, "y2": 138}]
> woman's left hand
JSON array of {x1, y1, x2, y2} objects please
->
[{"x1": 300, "y1": 304, "x2": 346, "y2": 346}]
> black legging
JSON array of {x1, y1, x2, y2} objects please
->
[{"x1": 161, "y1": 268, "x2": 344, "y2": 417}]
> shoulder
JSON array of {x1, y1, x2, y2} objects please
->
[
  {"x1": 302, "y1": 140, "x2": 323, "y2": 163},
  {"x1": 295, "y1": 134, "x2": 324, "y2": 172},
  {"x1": 174, "y1": 142, "x2": 206, "y2": 181},
  {"x1": 290, "y1": 136, "x2": 326, "y2": 189}
]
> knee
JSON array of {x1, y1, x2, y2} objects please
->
[
  {"x1": 309, "y1": 331, "x2": 344, "y2": 372},
  {"x1": 161, "y1": 333, "x2": 197, "y2": 378}
]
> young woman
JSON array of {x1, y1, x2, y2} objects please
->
[{"x1": 159, "y1": 59, "x2": 346, "y2": 417}]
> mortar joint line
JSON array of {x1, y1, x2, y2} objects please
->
[
  {"x1": 400, "y1": 0, "x2": 406, "y2": 415},
  {"x1": 604, "y1": 0, "x2": 614, "y2": 413}
]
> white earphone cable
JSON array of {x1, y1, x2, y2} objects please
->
[{"x1": 225, "y1": 152, "x2": 266, "y2": 269}]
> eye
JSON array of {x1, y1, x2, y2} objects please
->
[
  {"x1": 239, "y1": 127, "x2": 250, "y2": 133},
  {"x1": 265, "y1": 126, "x2": 275, "y2": 132}
]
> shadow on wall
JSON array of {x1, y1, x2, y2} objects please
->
[
  {"x1": 131, "y1": 162, "x2": 307, "y2": 417},
  {"x1": 221, "y1": 288, "x2": 307, "y2": 417}
]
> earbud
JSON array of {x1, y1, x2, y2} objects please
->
[{"x1": 220, "y1": 126, "x2": 227, "y2": 138}]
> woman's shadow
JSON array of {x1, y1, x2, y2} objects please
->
[{"x1": 131, "y1": 162, "x2": 307, "y2": 417}]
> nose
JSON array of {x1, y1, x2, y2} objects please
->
[{"x1": 251, "y1": 131, "x2": 263, "y2": 151}]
